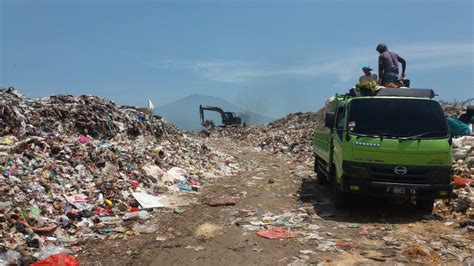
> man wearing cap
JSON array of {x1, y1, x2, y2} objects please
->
[
  {"x1": 376, "y1": 43, "x2": 406, "y2": 86},
  {"x1": 359, "y1": 66, "x2": 378, "y2": 83}
]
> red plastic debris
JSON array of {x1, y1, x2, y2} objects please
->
[
  {"x1": 32, "y1": 254, "x2": 79, "y2": 266},
  {"x1": 73, "y1": 194, "x2": 88, "y2": 202},
  {"x1": 336, "y1": 240, "x2": 357, "y2": 249},
  {"x1": 128, "y1": 180, "x2": 140, "y2": 188},
  {"x1": 256, "y1": 228, "x2": 298, "y2": 239},
  {"x1": 95, "y1": 208, "x2": 112, "y2": 215},
  {"x1": 453, "y1": 176, "x2": 472, "y2": 189},
  {"x1": 78, "y1": 135, "x2": 92, "y2": 144}
]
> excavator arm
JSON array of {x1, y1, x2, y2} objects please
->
[{"x1": 199, "y1": 105, "x2": 226, "y2": 125}]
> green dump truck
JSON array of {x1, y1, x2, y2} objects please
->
[{"x1": 313, "y1": 88, "x2": 453, "y2": 212}]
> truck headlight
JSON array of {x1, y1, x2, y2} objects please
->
[{"x1": 350, "y1": 166, "x2": 370, "y2": 179}]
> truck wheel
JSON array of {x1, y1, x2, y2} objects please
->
[
  {"x1": 314, "y1": 157, "x2": 328, "y2": 185},
  {"x1": 317, "y1": 173, "x2": 329, "y2": 185},
  {"x1": 416, "y1": 198, "x2": 434, "y2": 213},
  {"x1": 334, "y1": 185, "x2": 348, "y2": 209}
]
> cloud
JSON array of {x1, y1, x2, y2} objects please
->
[
  {"x1": 157, "y1": 60, "x2": 258, "y2": 83},
  {"x1": 155, "y1": 42, "x2": 474, "y2": 83}
]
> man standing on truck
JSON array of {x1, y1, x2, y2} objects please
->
[
  {"x1": 359, "y1": 66, "x2": 378, "y2": 82},
  {"x1": 376, "y1": 43, "x2": 407, "y2": 86}
]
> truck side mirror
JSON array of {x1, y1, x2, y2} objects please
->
[{"x1": 325, "y1": 111, "x2": 335, "y2": 129}]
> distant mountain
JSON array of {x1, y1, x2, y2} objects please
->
[{"x1": 154, "y1": 94, "x2": 274, "y2": 131}]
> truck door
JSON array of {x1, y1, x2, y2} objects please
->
[{"x1": 333, "y1": 104, "x2": 346, "y2": 183}]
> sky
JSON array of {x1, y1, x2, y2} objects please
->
[{"x1": 1, "y1": 0, "x2": 473, "y2": 118}]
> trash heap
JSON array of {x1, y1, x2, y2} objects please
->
[
  {"x1": 452, "y1": 136, "x2": 474, "y2": 179},
  {"x1": 208, "y1": 106, "x2": 327, "y2": 163},
  {"x1": 0, "y1": 88, "x2": 239, "y2": 264},
  {"x1": 1, "y1": 87, "x2": 180, "y2": 139},
  {"x1": 436, "y1": 136, "x2": 474, "y2": 221},
  {"x1": 440, "y1": 101, "x2": 466, "y2": 118},
  {"x1": 438, "y1": 101, "x2": 474, "y2": 222},
  {"x1": 254, "y1": 110, "x2": 325, "y2": 156}
]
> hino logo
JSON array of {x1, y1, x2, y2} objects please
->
[{"x1": 393, "y1": 166, "x2": 408, "y2": 176}]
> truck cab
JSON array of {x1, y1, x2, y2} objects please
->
[
  {"x1": 222, "y1": 112, "x2": 242, "y2": 126},
  {"x1": 313, "y1": 88, "x2": 453, "y2": 212}
]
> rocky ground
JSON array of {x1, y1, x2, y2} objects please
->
[{"x1": 77, "y1": 137, "x2": 474, "y2": 266}]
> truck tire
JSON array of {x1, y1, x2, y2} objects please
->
[
  {"x1": 333, "y1": 185, "x2": 348, "y2": 209},
  {"x1": 314, "y1": 157, "x2": 328, "y2": 185},
  {"x1": 416, "y1": 198, "x2": 434, "y2": 213}
]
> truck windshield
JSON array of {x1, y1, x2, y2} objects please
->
[{"x1": 348, "y1": 98, "x2": 448, "y2": 138}]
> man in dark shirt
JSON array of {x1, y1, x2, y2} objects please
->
[{"x1": 376, "y1": 43, "x2": 407, "y2": 86}]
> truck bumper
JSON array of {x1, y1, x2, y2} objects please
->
[{"x1": 341, "y1": 178, "x2": 452, "y2": 199}]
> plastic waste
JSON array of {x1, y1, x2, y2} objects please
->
[
  {"x1": 453, "y1": 176, "x2": 473, "y2": 189},
  {"x1": 142, "y1": 164, "x2": 164, "y2": 179},
  {"x1": 34, "y1": 244, "x2": 72, "y2": 260},
  {"x1": 132, "y1": 223, "x2": 158, "y2": 234},
  {"x1": 78, "y1": 135, "x2": 92, "y2": 144},
  {"x1": 316, "y1": 241, "x2": 337, "y2": 252},
  {"x1": 256, "y1": 228, "x2": 298, "y2": 239},
  {"x1": 123, "y1": 210, "x2": 151, "y2": 221},
  {"x1": 32, "y1": 254, "x2": 79, "y2": 266},
  {"x1": 132, "y1": 192, "x2": 166, "y2": 209},
  {"x1": 162, "y1": 167, "x2": 187, "y2": 183},
  {"x1": 178, "y1": 180, "x2": 191, "y2": 191},
  {"x1": 3, "y1": 250, "x2": 20, "y2": 264}
]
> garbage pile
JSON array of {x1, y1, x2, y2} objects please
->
[
  {"x1": 208, "y1": 106, "x2": 327, "y2": 162},
  {"x1": 0, "y1": 88, "x2": 239, "y2": 264},
  {"x1": 441, "y1": 101, "x2": 466, "y2": 118},
  {"x1": 1, "y1": 87, "x2": 180, "y2": 139},
  {"x1": 254, "y1": 110, "x2": 325, "y2": 156},
  {"x1": 452, "y1": 136, "x2": 474, "y2": 179},
  {"x1": 435, "y1": 136, "x2": 474, "y2": 220}
]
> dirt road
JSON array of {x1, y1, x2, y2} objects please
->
[{"x1": 79, "y1": 137, "x2": 473, "y2": 265}]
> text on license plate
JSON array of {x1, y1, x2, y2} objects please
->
[{"x1": 386, "y1": 187, "x2": 416, "y2": 195}]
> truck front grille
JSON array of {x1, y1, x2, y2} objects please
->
[{"x1": 370, "y1": 166, "x2": 431, "y2": 184}]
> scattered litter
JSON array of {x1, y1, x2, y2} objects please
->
[
  {"x1": 34, "y1": 245, "x2": 72, "y2": 260},
  {"x1": 336, "y1": 240, "x2": 357, "y2": 249},
  {"x1": 316, "y1": 241, "x2": 337, "y2": 252},
  {"x1": 156, "y1": 236, "x2": 167, "y2": 241},
  {"x1": 308, "y1": 224, "x2": 320, "y2": 230},
  {"x1": 305, "y1": 232, "x2": 324, "y2": 240},
  {"x1": 252, "y1": 248, "x2": 264, "y2": 253},
  {"x1": 299, "y1": 250, "x2": 315, "y2": 255},
  {"x1": 31, "y1": 254, "x2": 79, "y2": 266},
  {"x1": 132, "y1": 192, "x2": 166, "y2": 209},
  {"x1": 132, "y1": 222, "x2": 158, "y2": 234},
  {"x1": 256, "y1": 228, "x2": 298, "y2": 239},
  {"x1": 185, "y1": 246, "x2": 205, "y2": 252}
]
